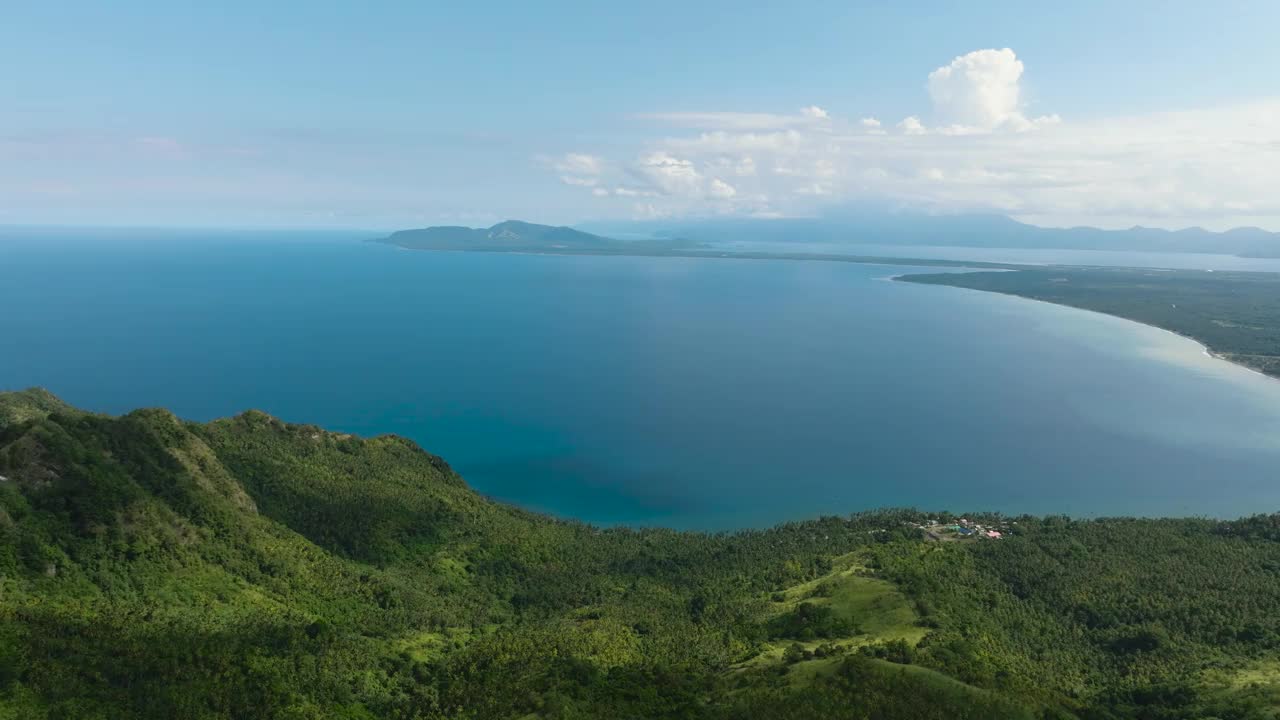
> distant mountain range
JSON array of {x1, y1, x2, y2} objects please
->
[
  {"x1": 578, "y1": 214, "x2": 1280, "y2": 258},
  {"x1": 378, "y1": 216, "x2": 1280, "y2": 259},
  {"x1": 376, "y1": 220, "x2": 697, "y2": 252}
]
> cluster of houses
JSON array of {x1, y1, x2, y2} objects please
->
[{"x1": 913, "y1": 517, "x2": 1010, "y2": 540}]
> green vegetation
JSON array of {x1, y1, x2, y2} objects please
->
[
  {"x1": 2, "y1": 389, "x2": 1279, "y2": 718},
  {"x1": 376, "y1": 220, "x2": 699, "y2": 253},
  {"x1": 898, "y1": 266, "x2": 1280, "y2": 377},
  {"x1": 0, "y1": 387, "x2": 76, "y2": 426}
]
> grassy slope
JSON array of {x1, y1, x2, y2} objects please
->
[
  {"x1": 0, "y1": 388, "x2": 77, "y2": 426},
  {"x1": 733, "y1": 552, "x2": 926, "y2": 671}
]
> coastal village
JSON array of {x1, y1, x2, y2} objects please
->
[{"x1": 914, "y1": 517, "x2": 1010, "y2": 542}]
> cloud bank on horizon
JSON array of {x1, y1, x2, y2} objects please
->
[
  {"x1": 551, "y1": 48, "x2": 1280, "y2": 230},
  {"x1": 4, "y1": 16, "x2": 1279, "y2": 234}
]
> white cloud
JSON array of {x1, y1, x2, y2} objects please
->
[
  {"x1": 800, "y1": 105, "x2": 829, "y2": 119},
  {"x1": 708, "y1": 178, "x2": 737, "y2": 199},
  {"x1": 897, "y1": 116, "x2": 927, "y2": 135},
  {"x1": 634, "y1": 151, "x2": 702, "y2": 196},
  {"x1": 926, "y1": 49, "x2": 1059, "y2": 133},
  {"x1": 544, "y1": 51, "x2": 1280, "y2": 229},
  {"x1": 613, "y1": 186, "x2": 655, "y2": 197},
  {"x1": 705, "y1": 154, "x2": 758, "y2": 178},
  {"x1": 559, "y1": 175, "x2": 598, "y2": 187}
]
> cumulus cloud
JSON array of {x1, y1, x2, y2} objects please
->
[
  {"x1": 897, "y1": 116, "x2": 927, "y2": 135},
  {"x1": 634, "y1": 151, "x2": 702, "y2": 196},
  {"x1": 545, "y1": 50, "x2": 1280, "y2": 229},
  {"x1": 927, "y1": 49, "x2": 1059, "y2": 133},
  {"x1": 800, "y1": 105, "x2": 829, "y2": 119},
  {"x1": 626, "y1": 152, "x2": 745, "y2": 206}
]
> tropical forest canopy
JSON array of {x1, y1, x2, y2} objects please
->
[{"x1": 1, "y1": 388, "x2": 1279, "y2": 719}]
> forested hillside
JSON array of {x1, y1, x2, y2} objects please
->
[{"x1": 1, "y1": 388, "x2": 1278, "y2": 718}]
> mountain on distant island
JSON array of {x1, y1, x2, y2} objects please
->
[
  {"x1": 378, "y1": 216, "x2": 1280, "y2": 258},
  {"x1": 376, "y1": 220, "x2": 699, "y2": 253},
  {"x1": 578, "y1": 212, "x2": 1280, "y2": 258}
]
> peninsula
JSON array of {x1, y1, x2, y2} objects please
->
[
  {"x1": 379, "y1": 221, "x2": 1280, "y2": 380},
  {"x1": 897, "y1": 266, "x2": 1280, "y2": 378}
]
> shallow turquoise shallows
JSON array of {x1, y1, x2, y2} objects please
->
[{"x1": 4, "y1": 230, "x2": 1280, "y2": 529}]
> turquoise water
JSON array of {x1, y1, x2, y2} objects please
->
[{"x1": 4, "y1": 230, "x2": 1280, "y2": 528}]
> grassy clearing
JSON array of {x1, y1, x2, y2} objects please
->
[
  {"x1": 1193, "y1": 659, "x2": 1280, "y2": 719},
  {"x1": 394, "y1": 625, "x2": 483, "y2": 662},
  {"x1": 773, "y1": 551, "x2": 924, "y2": 641},
  {"x1": 1225, "y1": 660, "x2": 1280, "y2": 690},
  {"x1": 732, "y1": 552, "x2": 926, "y2": 672},
  {"x1": 864, "y1": 660, "x2": 992, "y2": 692},
  {"x1": 394, "y1": 630, "x2": 451, "y2": 662},
  {"x1": 782, "y1": 655, "x2": 1014, "y2": 702}
]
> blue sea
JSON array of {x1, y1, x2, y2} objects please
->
[{"x1": 4, "y1": 228, "x2": 1280, "y2": 529}]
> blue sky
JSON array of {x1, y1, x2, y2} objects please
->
[{"x1": 4, "y1": 1, "x2": 1280, "y2": 229}]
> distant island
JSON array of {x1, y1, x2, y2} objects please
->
[
  {"x1": 374, "y1": 219, "x2": 702, "y2": 253},
  {"x1": 374, "y1": 219, "x2": 1022, "y2": 269}
]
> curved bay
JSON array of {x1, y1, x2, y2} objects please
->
[{"x1": 2, "y1": 232, "x2": 1279, "y2": 529}]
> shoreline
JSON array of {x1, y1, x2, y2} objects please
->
[
  {"x1": 399, "y1": 243, "x2": 1279, "y2": 384},
  {"x1": 0, "y1": 386, "x2": 1264, "y2": 527},
  {"x1": 891, "y1": 274, "x2": 1280, "y2": 384}
]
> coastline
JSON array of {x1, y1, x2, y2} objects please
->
[
  {"x1": 388, "y1": 242, "x2": 1280, "y2": 384},
  {"x1": 891, "y1": 273, "x2": 1280, "y2": 384}
]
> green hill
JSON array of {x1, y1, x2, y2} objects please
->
[
  {"x1": 1, "y1": 389, "x2": 1279, "y2": 718},
  {"x1": 0, "y1": 387, "x2": 77, "y2": 426},
  {"x1": 376, "y1": 220, "x2": 698, "y2": 253}
]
